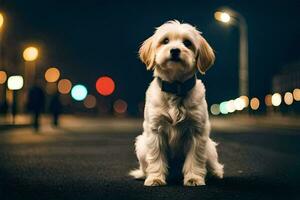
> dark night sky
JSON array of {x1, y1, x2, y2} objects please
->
[{"x1": 1, "y1": 0, "x2": 300, "y2": 114}]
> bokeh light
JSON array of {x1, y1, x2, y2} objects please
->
[
  {"x1": 113, "y1": 99, "x2": 127, "y2": 114},
  {"x1": 240, "y1": 96, "x2": 249, "y2": 108},
  {"x1": 58, "y1": 79, "x2": 72, "y2": 94},
  {"x1": 250, "y1": 97, "x2": 260, "y2": 110},
  {"x1": 210, "y1": 104, "x2": 220, "y2": 115},
  {"x1": 234, "y1": 98, "x2": 244, "y2": 111},
  {"x1": 214, "y1": 11, "x2": 231, "y2": 23},
  {"x1": 45, "y1": 67, "x2": 60, "y2": 83},
  {"x1": 71, "y1": 84, "x2": 88, "y2": 101},
  {"x1": 220, "y1": 102, "x2": 228, "y2": 114},
  {"x1": 84, "y1": 95, "x2": 97, "y2": 109},
  {"x1": 271, "y1": 93, "x2": 282, "y2": 107},
  {"x1": 284, "y1": 92, "x2": 293, "y2": 105},
  {"x1": 7, "y1": 75, "x2": 24, "y2": 90},
  {"x1": 96, "y1": 76, "x2": 115, "y2": 96},
  {"x1": 293, "y1": 88, "x2": 300, "y2": 101},
  {"x1": 23, "y1": 46, "x2": 39, "y2": 61},
  {"x1": 226, "y1": 100, "x2": 235, "y2": 113},
  {"x1": 0, "y1": 13, "x2": 4, "y2": 29},
  {"x1": 0, "y1": 70, "x2": 7, "y2": 84},
  {"x1": 265, "y1": 94, "x2": 272, "y2": 106}
]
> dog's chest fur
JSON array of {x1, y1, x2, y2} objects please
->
[
  {"x1": 146, "y1": 79, "x2": 207, "y2": 156},
  {"x1": 161, "y1": 96, "x2": 196, "y2": 155}
]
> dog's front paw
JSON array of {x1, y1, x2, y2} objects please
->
[
  {"x1": 212, "y1": 167, "x2": 224, "y2": 179},
  {"x1": 144, "y1": 177, "x2": 166, "y2": 186},
  {"x1": 184, "y1": 177, "x2": 205, "y2": 186}
]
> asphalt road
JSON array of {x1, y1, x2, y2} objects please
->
[{"x1": 0, "y1": 118, "x2": 300, "y2": 200}]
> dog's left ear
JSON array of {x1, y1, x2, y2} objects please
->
[
  {"x1": 139, "y1": 36, "x2": 155, "y2": 70},
  {"x1": 196, "y1": 36, "x2": 215, "y2": 74}
]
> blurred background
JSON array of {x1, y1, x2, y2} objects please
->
[{"x1": 0, "y1": 0, "x2": 299, "y2": 120}]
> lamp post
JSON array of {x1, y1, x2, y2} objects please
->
[{"x1": 215, "y1": 8, "x2": 249, "y2": 97}]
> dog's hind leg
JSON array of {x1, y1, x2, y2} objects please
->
[
  {"x1": 206, "y1": 138, "x2": 224, "y2": 179},
  {"x1": 129, "y1": 134, "x2": 147, "y2": 179}
]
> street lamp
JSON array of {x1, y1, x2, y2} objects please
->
[
  {"x1": 23, "y1": 46, "x2": 39, "y2": 62},
  {"x1": 215, "y1": 8, "x2": 249, "y2": 97},
  {"x1": 23, "y1": 46, "x2": 39, "y2": 89}
]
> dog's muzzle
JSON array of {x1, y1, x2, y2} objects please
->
[{"x1": 170, "y1": 48, "x2": 181, "y2": 62}]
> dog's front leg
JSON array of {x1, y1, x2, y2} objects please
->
[
  {"x1": 183, "y1": 134, "x2": 207, "y2": 186},
  {"x1": 144, "y1": 133, "x2": 168, "y2": 186}
]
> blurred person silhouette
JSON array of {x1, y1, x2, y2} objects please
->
[
  {"x1": 0, "y1": 100, "x2": 8, "y2": 115},
  {"x1": 49, "y1": 92, "x2": 62, "y2": 127},
  {"x1": 27, "y1": 84, "x2": 45, "y2": 131}
]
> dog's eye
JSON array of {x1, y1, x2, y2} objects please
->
[
  {"x1": 183, "y1": 39, "x2": 192, "y2": 48},
  {"x1": 162, "y1": 38, "x2": 169, "y2": 45}
]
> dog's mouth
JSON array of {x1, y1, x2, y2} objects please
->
[{"x1": 168, "y1": 57, "x2": 182, "y2": 62}]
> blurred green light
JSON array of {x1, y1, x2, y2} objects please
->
[{"x1": 220, "y1": 101, "x2": 228, "y2": 114}]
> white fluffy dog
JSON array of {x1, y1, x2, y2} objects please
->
[{"x1": 130, "y1": 20, "x2": 224, "y2": 186}]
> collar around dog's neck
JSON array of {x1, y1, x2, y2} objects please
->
[{"x1": 156, "y1": 75, "x2": 197, "y2": 97}]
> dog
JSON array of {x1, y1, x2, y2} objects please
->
[{"x1": 129, "y1": 20, "x2": 224, "y2": 186}]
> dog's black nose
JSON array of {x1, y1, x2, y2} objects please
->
[{"x1": 170, "y1": 48, "x2": 181, "y2": 59}]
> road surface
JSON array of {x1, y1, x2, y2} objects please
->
[{"x1": 0, "y1": 117, "x2": 299, "y2": 200}]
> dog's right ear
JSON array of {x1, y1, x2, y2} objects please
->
[{"x1": 139, "y1": 36, "x2": 155, "y2": 70}]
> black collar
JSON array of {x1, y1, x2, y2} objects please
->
[{"x1": 156, "y1": 75, "x2": 197, "y2": 97}]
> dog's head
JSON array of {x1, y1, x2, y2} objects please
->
[{"x1": 139, "y1": 20, "x2": 215, "y2": 81}]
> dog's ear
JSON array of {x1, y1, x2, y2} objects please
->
[
  {"x1": 196, "y1": 36, "x2": 215, "y2": 74},
  {"x1": 139, "y1": 36, "x2": 155, "y2": 70}
]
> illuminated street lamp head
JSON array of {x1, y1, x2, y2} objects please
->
[
  {"x1": 23, "y1": 46, "x2": 39, "y2": 61},
  {"x1": 214, "y1": 11, "x2": 231, "y2": 23},
  {"x1": 0, "y1": 12, "x2": 4, "y2": 29}
]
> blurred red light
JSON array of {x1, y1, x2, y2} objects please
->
[{"x1": 96, "y1": 76, "x2": 115, "y2": 96}]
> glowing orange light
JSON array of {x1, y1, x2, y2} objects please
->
[
  {"x1": 96, "y1": 76, "x2": 115, "y2": 96},
  {"x1": 23, "y1": 46, "x2": 39, "y2": 61},
  {"x1": 284, "y1": 92, "x2": 293, "y2": 105},
  {"x1": 293, "y1": 88, "x2": 300, "y2": 101},
  {"x1": 250, "y1": 97, "x2": 260, "y2": 110},
  {"x1": 0, "y1": 70, "x2": 7, "y2": 84},
  {"x1": 113, "y1": 99, "x2": 127, "y2": 114},
  {"x1": 264, "y1": 94, "x2": 272, "y2": 106},
  {"x1": 58, "y1": 79, "x2": 72, "y2": 94},
  {"x1": 0, "y1": 13, "x2": 4, "y2": 29},
  {"x1": 84, "y1": 95, "x2": 97, "y2": 109},
  {"x1": 45, "y1": 67, "x2": 60, "y2": 83},
  {"x1": 240, "y1": 95, "x2": 249, "y2": 108}
]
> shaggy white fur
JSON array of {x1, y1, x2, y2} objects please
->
[{"x1": 129, "y1": 20, "x2": 224, "y2": 186}]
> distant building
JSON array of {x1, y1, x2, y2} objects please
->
[{"x1": 272, "y1": 61, "x2": 300, "y2": 93}]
